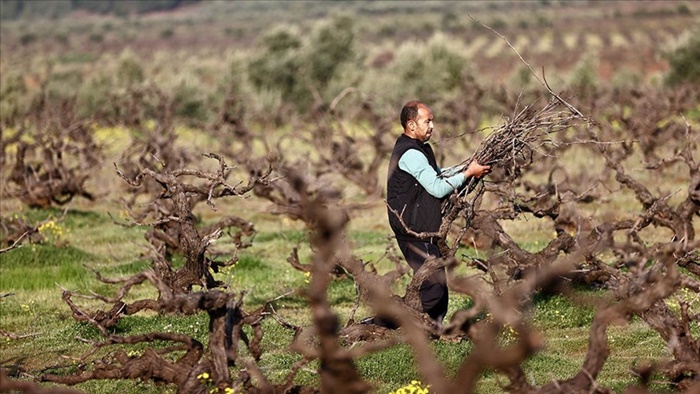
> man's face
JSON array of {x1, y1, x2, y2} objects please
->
[{"x1": 411, "y1": 105, "x2": 434, "y2": 142}]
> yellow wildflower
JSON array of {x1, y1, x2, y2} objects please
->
[
  {"x1": 390, "y1": 380, "x2": 430, "y2": 394},
  {"x1": 197, "y1": 372, "x2": 210, "y2": 381}
]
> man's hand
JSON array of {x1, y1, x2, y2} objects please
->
[{"x1": 464, "y1": 160, "x2": 491, "y2": 178}]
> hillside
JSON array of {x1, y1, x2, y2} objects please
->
[{"x1": 1, "y1": 0, "x2": 697, "y2": 85}]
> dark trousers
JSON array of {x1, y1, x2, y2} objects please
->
[{"x1": 398, "y1": 239, "x2": 448, "y2": 322}]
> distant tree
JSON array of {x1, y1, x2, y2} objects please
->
[
  {"x1": 247, "y1": 16, "x2": 358, "y2": 113},
  {"x1": 247, "y1": 25, "x2": 305, "y2": 104},
  {"x1": 160, "y1": 27, "x2": 174, "y2": 39},
  {"x1": 568, "y1": 51, "x2": 599, "y2": 99},
  {"x1": 77, "y1": 73, "x2": 115, "y2": 119},
  {"x1": 0, "y1": 0, "x2": 24, "y2": 19},
  {"x1": 0, "y1": 71, "x2": 29, "y2": 126},
  {"x1": 172, "y1": 80, "x2": 207, "y2": 122},
  {"x1": 116, "y1": 50, "x2": 145, "y2": 87},
  {"x1": 18, "y1": 32, "x2": 37, "y2": 46},
  {"x1": 88, "y1": 32, "x2": 103, "y2": 43},
  {"x1": 677, "y1": 3, "x2": 692, "y2": 15},
  {"x1": 74, "y1": 0, "x2": 200, "y2": 15},
  {"x1": 307, "y1": 15, "x2": 356, "y2": 89},
  {"x1": 665, "y1": 26, "x2": 700, "y2": 86},
  {"x1": 0, "y1": 0, "x2": 199, "y2": 20},
  {"x1": 390, "y1": 33, "x2": 471, "y2": 103},
  {"x1": 2, "y1": 0, "x2": 73, "y2": 19},
  {"x1": 72, "y1": 0, "x2": 113, "y2": 14}
]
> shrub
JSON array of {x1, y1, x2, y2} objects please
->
[
  {"x1": 378, "y1": 24, "x2": 397, "y2": 38},
  {"x1": 172, "y1": 79, "x2": 208, "y2": 122},
  {"x1": 664, "y1": 25, "x2": 700, "y2": 86},
  {"x1": 441, "y1": 10, "x2": 460, "y2": 32},
  {"x1": 45, "y1": 69, "x2": 84, "y2": 102},
  {"x1": 77, "y1": 72, "x2": 117, "y2": 119},
  {"x1": 224, "y1": 26, "x2": 245, "y2": 37},
  {"x1": 536, "y1": 14, "x2": 553, "y2": 28},
  {"x1": 510, "y1": 65, "x2": 535, "y2": 90},
  {"x1": 307, "y1": 15, "x2": 356, "y2": 89},
  {"x1": 19, "y1": 32, "x2": 37, "y2": 46},
  {"x1": 88, "y1": 32, "x2": 104, "y2": 43},
  {"x1": 677, "y1": 3, "x2": 692, "y2": 15},
  {"x1": 248, "y1": 16, "x2": 359, "y2": 113},
  {"x1": 54, "y1": 32, "x2": 69, "y2": 45},
  {"x1": 247, "y1": 24, "x2": 305, "y2": 104},
  {"x1": 568, "y1": 51, "x2": 599, "y2": 98},
  {"x1": 610, "y1": 67, "x2": 643, "y2": 89},
  {"x1": 116, "y1": 50, "x2": 145, "y2": 87},
  {"x1": 380, "y1": 33, "x2": 471, "y2": 104},
  {"x1": 488, "y1": 17, "x2": 507, "y2": 30},
  {"x1": 160, "y1": 27, "x2": 174, "y2": 39},
  {"x1": 0, "y1": 71, "x2": 30, "y2": 126},
  {"x1": 215, "y1": 55, "x2": 265, "y2": 122}
]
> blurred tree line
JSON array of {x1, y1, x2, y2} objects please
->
[
  {"x1": 0, "y1": 0, "x2": 199, "y2": 20},
  {"x1": 665, "y1": 25, "x2": 700, "y2": 86},
  {"x1": 1, "y1": 6, "x2": 698, "y2": 128}
]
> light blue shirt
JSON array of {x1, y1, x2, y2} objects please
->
[{"x1": 398, "y1": 149, "x2": 466, "y2": 198}]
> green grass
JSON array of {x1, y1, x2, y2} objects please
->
[
  {"x1": 0, "y1": 244, "x2": 96, "y2": 291},
  {"x1": 359, "y1": 344, "x2": 420, "y2": 387},
  {"x1": 255, "y1": 229, "x2": 308, "y2": 243},
  {"x1": 0, "y1": 237, "x2": 675, "y2": 394},
  {"x1": 531, "y1": 293, "x2": 597, "y2": 329},
  {"x1": 0, "y1": 220, "x2": 674, "y2": 394}
]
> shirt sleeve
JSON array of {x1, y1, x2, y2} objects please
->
[
  {"x1": 438, "y1": 164, "x2": 465, "y2": 178},
  {"x1": 398, "y1": 149, "x2": 466, "y2": 198}
]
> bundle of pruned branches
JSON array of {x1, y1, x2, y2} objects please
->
[{"x1": 442, "y1": 94, "x2": 587, "y2": 196}]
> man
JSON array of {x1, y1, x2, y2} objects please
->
[{"x1": 386, "y1": 100, "x2": 490, "y2": 324}]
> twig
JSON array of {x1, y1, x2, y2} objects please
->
[{"x1": 0, "y1": 231, "x2": 29, "y2": 254}]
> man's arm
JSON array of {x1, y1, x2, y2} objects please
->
[
  {"x1": 398, "y1": 149, "x2": 466, "y2": 198},
  {"x1": 439, "y1": 164, "x2": 461, "y2": 177},
  {"x1": 440, "y1": 161, "x2": 491, "y2": 178}
]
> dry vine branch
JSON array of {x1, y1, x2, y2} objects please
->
[
  {"x1": 0, "y1": 208, "x2": 70, "y2": 250},
  {"x1": 2, "y1": 122, "x2": 100, "y2": 208},
  {"x1": 1, "y1": 368, "x2": 84, "y2": 394},
  {"x1": 115, "y1": 100, "x2": 195, "y2": 206},
  {"x1": 446, "y1": 97, "x2": 586, "y2": 188},
  {"x1": 114, "y1": 153, "x2": 270, "y2": 292},
  {"x1": 0, "y1": 231, "x2": 28, "y2": 254},
  {"x1": 312, "y1": 94, "x2": 394, "y2": 198},
  {"x1": 49, "y1": 270, "x2": 310, "y2": 394}
]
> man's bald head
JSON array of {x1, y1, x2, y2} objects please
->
[{"x1": 400, "y1": 100, "x2": 426, "y2": 130}]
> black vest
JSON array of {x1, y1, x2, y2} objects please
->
[{"x1": 386, "y1": 134, "x2": 442, "y2": 241}]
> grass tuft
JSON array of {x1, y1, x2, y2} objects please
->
[{"x1": 0, "y1": 244, "x2": 96, "y2": 291}]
